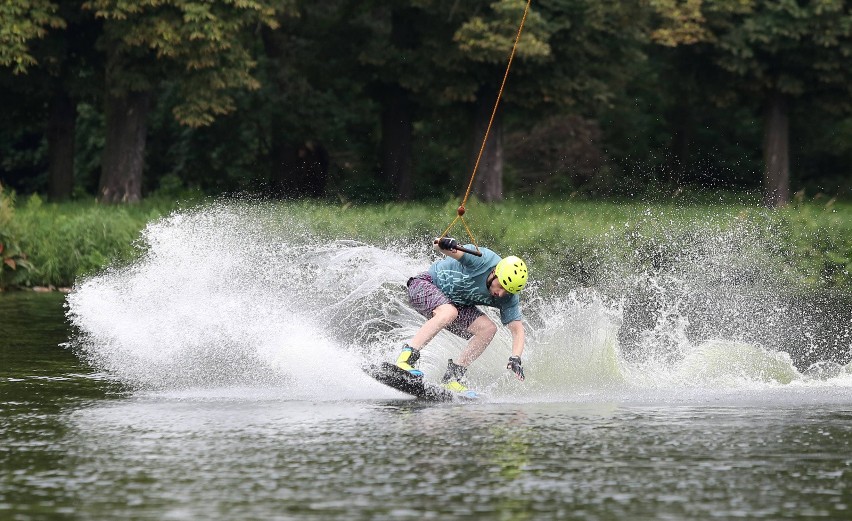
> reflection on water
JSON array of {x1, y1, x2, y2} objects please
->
[{"x1": 3, "y1": 392, "x2": 852, "y2": 520}]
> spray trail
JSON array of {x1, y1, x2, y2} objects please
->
[{"x1": 66, "y1": 202, "x2": 852, "y2": 402}]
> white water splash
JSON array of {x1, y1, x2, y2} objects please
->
[{"x1": 66, "y1": 202, "x2": 852, "y2": 403}]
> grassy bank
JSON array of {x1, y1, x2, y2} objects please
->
[
  {"x1": 1, "y1": 189, "x2": 850, "y2": 292},
  {"x1": 297, "y1": 196, "x2": 852, "y2": 292},
  {"x1": 1, "y1": 191, "x2": 183, "y2": 289}
]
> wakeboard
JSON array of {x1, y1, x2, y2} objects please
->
[{"x1": 365, "y1": 362, "x2": 479, "y2": 402}]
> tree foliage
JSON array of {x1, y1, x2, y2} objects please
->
[
  {"x1": 85, "y1": 0, "x2": 285, "y2": 127},
  {"x1": 0, "y1": 0, "x2": 850, "y2": 203},
  {"x1": 454, "y1": 0, "x2": 551, "y2": 64},
  {"x1": 0, "y1": 0, "x2": 66, "y2": 74},
  {"x1": 648, "y1": 0, "x2": 852, "y2": 205}
]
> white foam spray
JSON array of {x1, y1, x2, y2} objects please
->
[{"x1": 66, "y1": 201, "x2": 852, "y2": 403}]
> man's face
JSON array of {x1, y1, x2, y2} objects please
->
[{"x1": 488, "y1": 273, "x2": 508, "y2": 298}]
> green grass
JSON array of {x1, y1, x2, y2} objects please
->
[
  {"x1": 268, "y1": 195, "x2": 852, "y2": 293},
  {"x1": 2, "y1": 194, "x2": 184, "y2": 288},
  {"x1": 2, "y1": 192, "x2": 851, "y2": 292}
]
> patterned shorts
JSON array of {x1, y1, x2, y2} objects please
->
[{"x1": 406, "y1": 272, "x2": 483, "y2": 340}]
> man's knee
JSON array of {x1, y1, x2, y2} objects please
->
[
  {"x1": 432, "y1": 304, "x2": 458, "y2": 325},
  {"x1": 484, "y1": 320, "x2": 497, "y2": 339},
  {"x1": 471, "y1": 316, "x2": 497, "y2": 340}
]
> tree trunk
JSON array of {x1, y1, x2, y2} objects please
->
[
  {"x1": 261, "y1": 25, "x2": 328, "y2": 199},
  {"x1": 762, "y1": 90, "x2": 790, "y2": 208},
  {"x1": 380, "y1": 85, "x2": 414, "y2": 200},
  {"x1": 98, "y1": 91, "x2": 150, "y2": 203},
  {"x1": 471, "y1": 87, "x2": 504, "y2": 202},
  {"x1": 47, "y1": 91, "x2": 77, "y2": 202}
]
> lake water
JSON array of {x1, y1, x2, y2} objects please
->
[{"x1": 3, "y1": 205, "x2": 852, "y2": 519}]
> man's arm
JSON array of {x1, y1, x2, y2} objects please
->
[
  {"x1": 506, "y1": 320, "x2": 526, "y2": 381},
  {"x1": 507, "y1": 320, "x2": 525, "y2": 357}
]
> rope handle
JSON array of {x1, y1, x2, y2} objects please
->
[
  {"x1": 453, "y1": 243, "x2": 484, "y2": 257},
  {"x1": 432, "y1": 236, "x2": 483, "y2": 257}
]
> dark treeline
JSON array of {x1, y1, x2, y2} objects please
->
[{"x1": 1, "y1": 0, "x2": 850, "y2": 206}]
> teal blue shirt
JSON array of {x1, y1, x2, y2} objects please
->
[{"x1": 427, "y1": 245, "x2": 522, "y2": 325}]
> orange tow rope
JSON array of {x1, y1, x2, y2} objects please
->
[{"x1": 440, "y1": 0, "x2": 532, "y2": 252}]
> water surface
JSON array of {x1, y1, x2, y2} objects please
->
[
  {"x1": 4, "y1": 205, "x2": 852, "y2": 519},
  {"x1": 3, "y1": 291, "x2": 852, "y2": 520}
]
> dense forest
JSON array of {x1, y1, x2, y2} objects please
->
[{"x1": 1, "y1": 0, "x2": 851, "y2": 206}]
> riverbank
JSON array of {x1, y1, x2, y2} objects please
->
[{"x1": 2, "y1": 192, "x2": 850, "y2": 292}]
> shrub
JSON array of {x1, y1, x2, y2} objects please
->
[{"x1": 0, "y1": 183, "x2": 34, "y2": 289}]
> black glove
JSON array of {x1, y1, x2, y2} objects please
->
[
  {"x1": 437, "y1": 237, "x2": 459, "y2": 251},
  {"x1": 507, "y1": 356, "x2": 525, "y2": 381}
]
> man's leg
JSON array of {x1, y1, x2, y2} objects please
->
[
  {"x1": 398, "y1": 275, "x2": 457, "y2": 376},
  {"x1": 397, "y1": 304, "x2": 459, "y2": 375},
  {"x1": 410, "y1": 303, "x2": 458, "y2": 349},
  {"x1": 441, "y1": 313, "x2": 495, "y2": 394},
  {"x1": 455, "y1": 314, "x2": 497, "y2": 367}
]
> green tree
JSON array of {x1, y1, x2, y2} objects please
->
[
  {"x1": 371, "y1": 4, "x2": 434, "y2": 200},
  {"x1": 0, "y1": 1, "x2": 94, "y2": 202},
  {"x1": 83, "y1": 0, "x2": 286, "y2": 202},
  {"x1": 649, "y1": 0, "x2": 852, "y2": 207},
  {"x1": 0, "y1": 0, "x2": 65, "y2": 73},
  {"x1": 263, "y1": 0, "x2": 377, "y2": 199},
  {"x1": 510, "y1": 0, "x2": 650, "y2": 194},
  {"x1": 258, "y1": 1, "x2": 647, "y2": 203},
  {"x1": 281, "y1": 0, "x2": 525, "y2": 201},
  {"x1": 419, "y1": 0, "x2": 648, "y2": 201},
  {"x1": 449, "y1": 0, "x2": 551, "y2": 202},
  {"x1": 378, "y1": 0, "x2": 552, "y2": 203}
]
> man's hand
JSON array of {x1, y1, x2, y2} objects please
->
[
  {"x1": 437, "y1": 237, "x2": 459, "y2": 251},
  {"x1": 507, "y1": 356, "x2": 525, "y2": 381}
]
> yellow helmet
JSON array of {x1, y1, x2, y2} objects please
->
[{"x1": 495, "y1": 256, "x2": 528, "y2": 294}]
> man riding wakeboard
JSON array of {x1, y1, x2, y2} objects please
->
[{"x1": 395, "y1": 237, "x2": 528, "y2": 393}]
